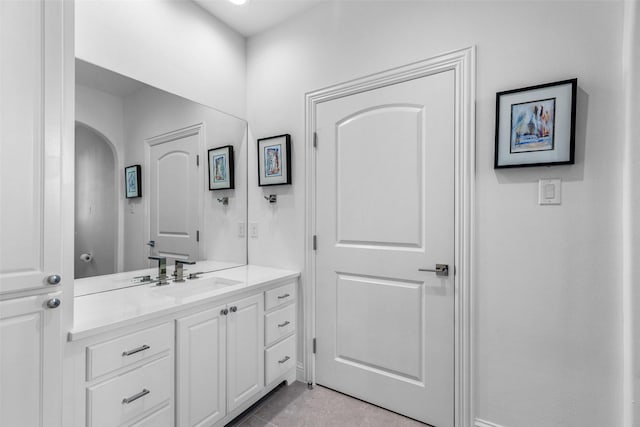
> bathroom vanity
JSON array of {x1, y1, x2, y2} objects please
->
[{"x1": 65, "y1": 265, "x2": 299, "y2": 427}]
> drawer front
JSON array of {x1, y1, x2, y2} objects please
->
[
  {"x1": 264, "y1": 282, "x2": 296, "y2": 311},
  {"x1": 129, "y1": 404, "x2": 172, "y2": 427},
  {"x1": 87, "y1": 323, "x2": 172, "y2": 380},
  {"x1": 265, "y1": 334, "x2": 296, "y2": 385},
  {"x1": 87, "y1": 356, "x2": 172, "y2": 427},
  {"x1": 265, "y1": 303, "x2": 296, "y2": 346}
]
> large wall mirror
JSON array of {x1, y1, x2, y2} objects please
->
[{"x1": 74, "y1": 59, "x2": 247, "y2": 288}]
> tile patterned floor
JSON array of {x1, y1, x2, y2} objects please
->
[{"x1": 226, "y1": 381, "x2": 430, "y2": 427}]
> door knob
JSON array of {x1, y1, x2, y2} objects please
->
[
  {"x1": 46, "y1": 298, "x2": 61, "y2": 309},
  {"x1": 46, "y1": 274, "x2": 61, "y2": 285},
  {"x1": 418, "y1": 264, "x2": 449, "y2": 277},
  {"x1": 229, "y1": 306, "x2": 237, "y2": 313}
]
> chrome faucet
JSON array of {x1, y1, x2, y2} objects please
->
[
  {"x1": 174, "y1": 260, "x2": 196, "y2": 282},
  {"x1": 148, "y1": 256, "x2": 169, "y2": 285}
]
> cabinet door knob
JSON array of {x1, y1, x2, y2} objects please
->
[
  {"x1": 229, "y1": 306, "x2": 237, "y2": 313},
  {"x1": 46, "y1": 298, "x2": 61, "y2": 309},
  {"x1": 47, "y1": 274, "x2": 61, "y2": 285},
  {"x1": 221, "y1": 308, "x2": 229, "y2": 316}
]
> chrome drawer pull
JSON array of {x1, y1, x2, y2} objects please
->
[
  {"x1": 278, "y1": 356, "x2": 290, "y2": 364},
  {"x1": 122, "y1": 344, "x2": 150, "y2": 357},
  {"x1": 122, "y1": 388, "x2": 150, "y2": 404},
  {"x1": 277, "y1": 321, "x2": 290, "y2": 328},
  {"x1": 277, "y1": 293, "x2": 290, "y2": 299}
]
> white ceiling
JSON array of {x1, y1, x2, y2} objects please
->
[{"x1": 193, "y1": 0, "x2": 323, "y2": 37}]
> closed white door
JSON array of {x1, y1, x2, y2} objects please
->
[
  {"x1": 149, "y1": 133, "x2": 200, "y2": 264},
  {"x1": 176, "y1": 306, "x2": 227, "y2": 427},
  {"x1": 315, "y1": 70, "x2": 455, "y2": 426},
  {"x1": 226, "y1": 293, "x2": 264, "y2": 412}
]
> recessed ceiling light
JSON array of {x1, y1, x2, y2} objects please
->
[{"x1": 228, "y1": 0, "x2": 248, "y2": 5}]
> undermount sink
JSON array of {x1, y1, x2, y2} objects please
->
[{"x1": 151, "y1": 277, "x2": 241, "y2": 297}]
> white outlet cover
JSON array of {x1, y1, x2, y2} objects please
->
[{"x1": 538, "y1": 178, "x2": 561, "y2": 205}]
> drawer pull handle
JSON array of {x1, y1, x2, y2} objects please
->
[
  {"x1": 277, "y1": 321, "x2": 290, "y2": 328},
  {"x1": 278, "y1": 356, "x2": 291, "y2": 364},
  {"x1": 122, "y1": 345, "x2": 150, "y2": 357},
  {"x1": 122, "y1": 388, "x2": 150, "y2": 404},
  {"x1": 277, "y1": 294, "x2": 290, "y2": 300}
]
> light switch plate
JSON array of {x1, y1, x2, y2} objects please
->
[
  {"x1": 538, "y1": 178, "x2": 561, "y2": 205},
  {"x1": 249, "y1": 222, "x2": 259, "y2": 238}
]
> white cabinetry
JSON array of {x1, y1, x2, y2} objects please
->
[
  {"x1": 70, "y1": 323, "x2": 175, "y2": 427},
  {"x1": 226, "y1": 293, "x2": 264, "y2": 412},
  {"x1": 0, "y1": 0, "x2": 69, "y2": 294},
  {"x1": 176, "y1": 293, "x2": 264, "y2": 426},
  {"x1": 176, "y1": 305, "x2": 227, "y2": 427},
  {"x1": 0, "y1": 293, "x2": 62, "y2": 427},
  {"x1": 0, "y1": 1, "x2": 72, "y2": 426}
]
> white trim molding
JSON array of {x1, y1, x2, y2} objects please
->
[
  {"x1": 304, "y1": 46, "x2": 476, "y2": 427},
  {"x1": 475, "y1": 418, "x2": 507, "y2": 427}
]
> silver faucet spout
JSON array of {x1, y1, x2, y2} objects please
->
[
  {"x1": 148, "y1": 256, "x2": 169, "y2": 285},
  {"x1": 174, "y1": 260, "x2": 196, "y2": 282}
]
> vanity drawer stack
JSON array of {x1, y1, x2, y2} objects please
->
[
  {"x1": 83, "y1": 322, "x2": 174, "y2": 427},
  {"x1": 264, "y1": 281, "x2": 297, "y2": 385}
]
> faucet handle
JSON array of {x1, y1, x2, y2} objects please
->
[
  {"x1": 175, "y1": 260, "x2": 196, "y2": 266},
  {"x1": 148, "y1": 256, "x2": 166, "y2": 261}
]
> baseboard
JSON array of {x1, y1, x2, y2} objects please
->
[
  {"x1": 475, "y1": 418, "x2": 506, "y2": 427},
  {"x1": 296, "y1": 361, "x2": 305, "y2": 383}
]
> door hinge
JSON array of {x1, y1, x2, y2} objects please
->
[
  {"x1": 313, "y1": 131, "x2": 318, "y2": 148},
  {"x1": 196, "y1": 230, "x2": 200, "y2": 242},
  {"x1": 312, "y1": 338, "x2": 316, "y2": 354},
  {"x1": 196, "y1": 155, "x2": 200, "y2": 166},
  {"x1": 312, "y1": 235, "x2": 317, "y2": 250}
]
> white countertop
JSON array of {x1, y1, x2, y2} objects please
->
[
  {"x1": 69, "y1": 265, "x2": 300, "y2": 341},
  {"x1": 74, "y1": 260, "x2": 244, "y2": 297}
]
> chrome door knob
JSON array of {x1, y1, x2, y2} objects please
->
[
  {"x1": 229, "y1": 306, "x2": 237, "y2": 313},
  {"x1": 46, "y1": 298, "x2": 61, "y2": 309},
  {"x1": 47, "y1": 274, "x2": 61, "y2": 285}
]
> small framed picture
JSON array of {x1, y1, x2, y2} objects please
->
[
  {"x1": 124, "y1": 165, "x2": 142, "y2": 198},
  {"x1": 258, "y1": 134, "x2": 291, "y2": 186},
  {"x1": 208, "y1": 145, "x2": 235, "y2": 190},
  {"x1": 495, "y1": 78, "x2": 577, "y2": 168}
]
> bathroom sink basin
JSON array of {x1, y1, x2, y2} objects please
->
[{"x1": 151, "y1": 277, "x2": 241, "y2": 298}]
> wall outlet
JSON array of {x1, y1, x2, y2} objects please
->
[{"x1": 249, "y1": 222, "x2": 259, "y2": 238}]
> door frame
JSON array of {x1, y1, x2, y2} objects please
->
[
  {"x1": 304, "y1": 47, "x2": 476, "y2": 427},
  {"x1": 144, "y1": 123, "x2": 206, "y2": 264}
]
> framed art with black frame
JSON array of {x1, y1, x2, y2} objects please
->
[
  {"x1": 124, "y1": 164, "x2": 142, "y2": 198},
  {"x1": 208, "y1": 145, "x2": 235, "y2": 190},
  {"x1": 495, "y1": 78, "x2": 577, "y2": 169},
  {"x1": 257, "y1": 134, "x2": 291, "y2": 186}
]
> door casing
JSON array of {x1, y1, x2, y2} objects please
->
[{"x1": 304, "y1": 46, "x2": 476, "y2": 427}]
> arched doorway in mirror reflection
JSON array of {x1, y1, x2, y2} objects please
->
[{"x1": 75, "y1": 122, "x2": 118, "y2": 279}]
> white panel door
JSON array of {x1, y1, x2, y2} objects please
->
[
  {"x1": 149, "y1": 133, "x2": 200, "y2": 263},
  {"x1": 315, "y1": 71, "x2": 455, "y2": 426},
  {"x1": 0, "y1": 0, "x2": 64, "y2": 293},
  {"x1": 176, "y1": 306, "x2": 227, "y2": 427},
  {"x1": 226, "y1": 293, "x2": 264, "y2": 412},
  {"x1": 0, "y1": 293, "x2": 62, "y2": 427}
]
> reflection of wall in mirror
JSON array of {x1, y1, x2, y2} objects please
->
[{"x1": 76, "y1": 72, "x2": 248, "y2": 273}]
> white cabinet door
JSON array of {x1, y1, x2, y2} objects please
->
[
  {"x1": 176, "y1": 306, "x2": 227, "y2": 427},
  {"x1": 0, "y1": 0, "x2": 67, "y2": 294},
  {"x1": 0, "y1": 293, "x2": 62, "y2": 427},
  {"x1": 226, "y1": 293, "x2": 264, "y2": 412}
]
